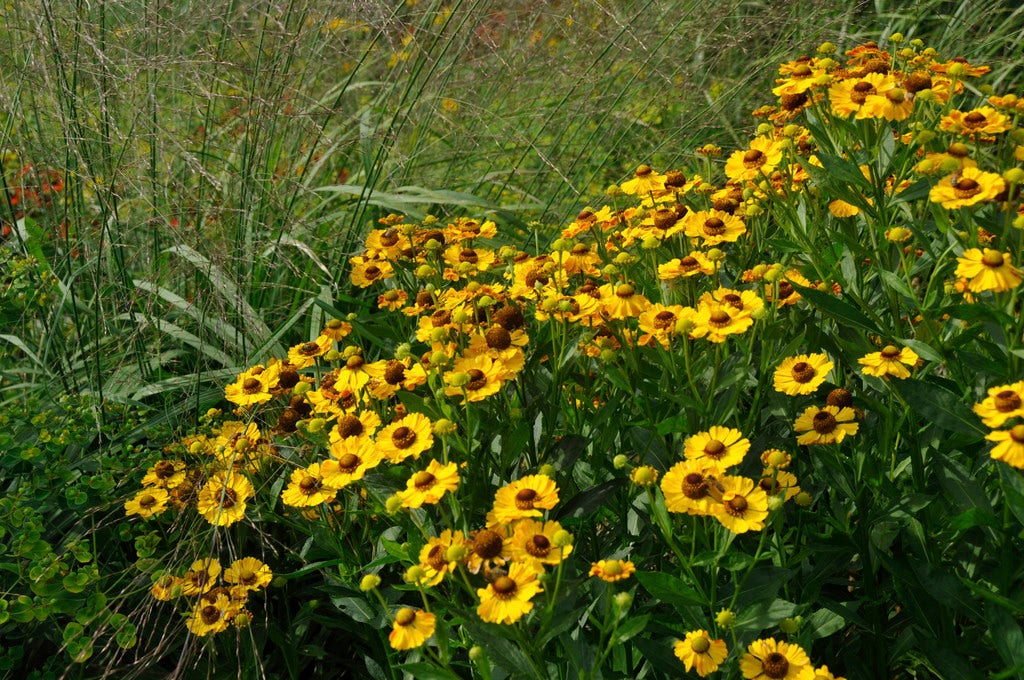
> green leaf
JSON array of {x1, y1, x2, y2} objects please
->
[
  {"x1": 615, "y1": 614, "x2": 649, "y2": 643},
  {"x1": 635, "y1": 571, "x2": 706, "y2": 609},
  {"x1": 805, "y1": 608, "x2": 845, "y2": 639},
  {"x1": 892, "y1": 378, "x2": 985, "y2": 437},
  {"x1": 879, "y1": 270, "x2": 917, "y2": 301},
  {"x1": 397, "y1": 663, "x2": 462, "y2": 680},
  {"x1": 988, "y1": 605, "x2": 1024, "y2": 675},
  {"x1": 734, "y1": 599, "x2": 798, "y2": 633},
  {"x1": 791, "y1": 285, "x2": 879, "y2": 334},
  {"x1": 331, "y1": 597, "x2": 379, "y2": 625}
]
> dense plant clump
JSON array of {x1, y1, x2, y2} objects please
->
[{"x1": 77, "y1": 36, "x2": 1024, "y2": 679}]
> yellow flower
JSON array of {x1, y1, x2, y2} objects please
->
[
  {"x1": 141, "y1": 460, "x2": 187, "y2": 489},
  {"x1": 443, "y1": 354, "x2": 513, "y2": 403},
  {"x1": 725, "y1": 136, "x2": 784, "y2": 182},
  {"x1": 477, "y1": 562, "x2": 543, "y2": 624},
  {"x1": 280, "y1": 463, "x2": 337, "y2": 507},
  {"x1": 674, "y1": 630, "x2": 729, "y2": 677},
  {"x1": 196, "y1": 472, "x2": 255, "y2": 527},
  {"x1": 713, "y1": 476, "x2": 769, "y2": 534},
  {"x1": 774, "y1": 354, "x2": 833, "y2": 395},
  {"x1": 658, "y1": 252, "x2": 716, "y2": 280},
  {"x1": 181, "y1": 558, "x2": 221, "y2": 597},
  {"x1": 828, "y1": 73, "x2": 893, "y2": 117},
  {"x1": 349, "y1": 256, "x2": 394, "y2": 288},
  {"x1": 794, "y1": 405, "x2": 859, "y2": 445},
  {"x1": 955, "y1": 248, "x2": 1022, "y2": 293},
  {"x1": 590, "y1": 558, "x2": 636, "y2": 583},
  {"x1": 389, "y1": 608, "x2": 436, "y2": 650},
  {"x1": 286, "y1": 335, "x2": 334, "y2": 369},
  {"x1": 599, "y1": 282, "x2": 651, "y2": 320},
  {"x1": 224, "y1": 363, "x2": 281, "y2": 406},
  {"x1": 683, "y1": 209, "x2": 747, "y2": 246},
  {"x1": 828, "y1": 199, "x2": 860, "y2": 217},
  {"x1": 150, "y1": 574, "x2": 180, "y2": 601},
  {"x1": 329, "y1": 411, "x2": 381, "y2": 446},
  {"x1": 740, "y1": 638, "x2": 815, "y2": 680},
  {"x1": 758, "y1": 469, "x2": 801, "y2": 502},
  {"x1": 620, "y1": 164, "x2": 667, "y2": 196},
  {"x1": 813, "y1": 666, "x2": 847, "y2": 680},
  {"x1": 974, "y1": 382, "x2": 1024, "y2": 427},
  {"x1": 124, "y1": 487, "x2": 170, "y2": 519},
  {"x1": 929, "y1": 167, "x2": 1005, "y2": 209},
  {"x1": 376, "y1": 412, "x2": 435, "y2": 463},
  {"x1": 858, "y1": 345, "x2": 919, "y2": 379},
  {"x1": 491, "y1": 474, "x2": 559, "y2": 524},
  {"x1": 507, "y1": 519, "x2": 572, "y2": 567},
  {"x1": 691, "y1": 301, "x2": 753, "y2": 343},
  {"x1": 939, "y1": 106, "x2": 1012, "y2": 136},
  {"x1": 684, "y1": 426, "x2": 750, "y2": 470},
  {"x1": 418, "y1": 529, "x2": 469, "y2": 586},
  {"x1": 397, "y1": 459, "x2": 460, "y2": 508},
  {"x1": 321, "y1": 438, "x2": 383, "y2": 488},
  {"x1": 987, "y1": 425, "x2": 1024, "y2": 469},
  {"x1": 661, "y1": 460, "x2": 717, "y2": 516},
  {"x1": 224, "y1": 557, "x2": 273, "y2": 592},
  {"x1": 186, "y1": 592, "x2": 236, "y2": 636}
]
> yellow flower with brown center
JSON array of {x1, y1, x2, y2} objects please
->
[
  {"x1": 322, "y1": 438, "x2": 383, "y2": 488},
  {"x1": 684, "y1": 426, "x2": 750, "y2": 470},
  {"x1": 661, "y1": 459, "x2": 717, "y2": 516},
  {"x1": 389, "y1": 607, "x2": 436, "y2": 650},
  {"x1": 986, "y1": 425, "x2": 1024, "y2": 469},
  {"x1": 124, "y1": 487, "x2": 170, "y2": 519},
  {"x1": 598, "y1": 282, "x2": 651, "y2": 320},
  {"x1": 196, "y1": 471, "x2": 255, "y2": 527},
  {"x1": 141, "y1": 460, "x2": 187, "y2": 489},
  {"x1": 186, "y1": 592, "x2": 237, "y2": 637},
  {"x1": 974, "y1": 382, "x2": 1024, "y2": 427},
  {"x1": 773, "y1": 353, "x2": 833, "y2": 395},
  {"x1": 619, "y1": 164, "x2": 667, "y2": 196},
  {"x1": 349, "y1": 256, "x2": 394, "y2": 288},
  {"x1": 724, "y1": 136, "x2": 784, "y2": 182},
  {"x1": 150, "y1": 574, "x2": 180, "y2": 601},
  {"x1": 181, "y1": 558, "x2": 221, "y2": 597},
  {"x1": 376, "y1": 412, "x2": 434, "y2": 463},
  {"x1": 658, "y1": 252, "x2": 716, "y2": 280},
  {"x1": 700, "y1": 288, "x2": 765, "y2": 317},
  {"x1": 329, "y1": 411, "x2": 381, "y2": 446},
  {"x1": 859, "y1": 85, "x2": 914, "y2": 121},
  {"x1": 443, "y1": 354, "x2": 512, "y2": 404},
  {"x1": 335, "y1": 352, "x2": 372, "y2": 393},
  {"x1": 739, "y1": 638, "x2": 815, "y2": 680},
  {"x1": 224, "y1": 557, "x2": 273, "y2": 592},
  {"x1": 363, "y1": 357, "x2": 427, "y2": 396},
  {"x1": 491, "y1": 474, "x2": 559, "y2": 524},
  {"x1": 638, "y1": 304, "x2": 692, "y2": 348},
  {"x1": 713, "y1": 475, "x2": 769, "y2": 534},
  {"x1": 477, "y1": 562, "x2": 544, "y2": 624},
  {"x1": 828, "y1": 72, "x2": 893, "y2": 117},
  {"x1": 286, "y1": 335, "x2": 334, "y2": 369},
  {"x1": 683, "y1": 209, "x2": 747, "y2": 246},
  {"x1": 589, "y1": 558, "x2": 636, "y2": 583},
  {"x1": 794, "y1": 405, "x2": 859, "y2": 445},
  {"x1": 280, "y1": 463, "x2": 337, "y2": 507},
  {"x1": 929, "y1": 167, "x2": 1005, "y2": 209},
  {"x1": 224, "y1": 363, "x2": 281, "y2": 406},
  {"x1": 758, "y1": 469, "x2": 801, "y2": 502},
  {"x1": 858, "y1": 345, "x2": 919, "y2": 379},
  {"x1": 418, "y1": 529, "x2": 468, "y2": 586},
  {"x1": 955, "y1": 248, "x2": 1023, "y2": 293},
  {"x1": 691, "y1": 301, "x2": 753, "y2": 342},
  {"x1": 939, "y1": 106, "x2": 1012, "y2": 136},
  {"x1": 507, "y1": 519, "x2": 572, "y2": 567},
  {"x1": 397, "y1": 459, "x2": 460, "y2": 508},
  {"x1": 674, "y1": 630, "x2": 729, "y2": 677}
]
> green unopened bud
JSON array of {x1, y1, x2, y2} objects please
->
[
  {"x1": 599, "y1": 349, "x2": 617, "y2": 363},
  {"x1": 706, "y1": 247, "x2": 726, "y2": 262},
  {"x1": 1003, "y1": 168, "x2": 1024, "y2": 185},
  {"x1": 794, "y1": 491, "x2": 813, "y2": 507},
  {"x1": 477, "y1": 295, "x2": 496, "y2": 308},
  {"x1": 888, "y1": 32, "x2": 903, "y2": 43},
  {"x1": 469, "y1": 645, "x2": 486, "y2": 664},
  {"x1": 980, "y1": 84, "x2": 994, "y2": 96},
  {"x1": 946, "y1": 63, "x2": 967, "y2": 78},
  {"x1": 293, "y1": 381, "x2": 312, "y2": 396},
  {"x1": 424, "y1": 238, "x2": 443, "y2": 251},
  {"x1": 914, "y1": 130, "x2": 937, "y2": 146},
  {"x1": 938, "y1": 157, "x2": 961, "y2": 174},
  {"x1": 675, "y1": 318, "x2": 696, "y2": 335},
  {"x1": 1009, "y1": 128, "x2": 1024, "y2": 144},
  {"x1": 360, "y1": 574, "x2": 381, "y2": 591},
  {"x1": 385, "y1": 494, "x2": 404, "y2": 514},
  {"x1": 779, "y1": 616, "x2": 800, "y2": 634},
  {"x1": 1014, "y1": 215, "x2": 1024, "y2": 230},
  {"x1": 715, "y1": 608, "x2": 736, "y2": 628},
  {"x1": 767, "y1": 450, "x2": 789, "y2": 467},
  {"x1": 614, "y1": 592, "x2": 633, "y2": 610},
  {"x1": 445, "y1": 543, "x2": 469, "y2": 563},
  {"x1": 816, "y1": 41, "x2": 836, "y2": 55},
  {"x1": 915, "y1": 89, "x2": 936, "y2": 103},
  {"x1": 429, "y1": 327, "x2": 448, "y2": 343},
  {"x1": 233, "y1": 611, "x2": 251, "y2": 628},
  {"x1": 614, "y1": 252, "x2": 637, "y2": 266},
  {"x1": 909, "y1": 38, "x2": 924, "y2": 48},
  {"x1": 602, "y1": 264, "x2": 620, "y2": 278},
  {"x1": 630, "y1": 465, "x2": 659, "y2": 486},
  {"x1": 606, "y1": 184, "x2": 624, "y2": 198},
  {"x1": 744, "y1": 203, "x2": 764, "y2": 218},
  {"x1": 324, "y1": 349, "x2": 342, "y2": 362},
  {"x1": 447, "y1": 371, "x2": 470, "y2": 388},
  {"x1": 613, "y1": 454, "x2": 629, "y2": 469},
  {"x1": 415, "y1": 264, "x2": 436, "y2": 278},
  {"x1": 307, "y1": 418, "x2": 327, "y2": 434},
  {"x1": 552, "y1": 530, "x2": 574, "y2": 548},
  {"x1": 551, "y1": 238, "x2": 572, "y2": 251},
  {"x1": 641, "y1": 236, "x2": 662, "y2": 250},
  {"x1": 756, "y1": 123, "x2": 773, "y2": 136},
  {"x1": 429, "y1": 350, "x2": 449, "y2": 367},
  {"x1": 538, "y1": 464, "x2": 557, "y2": 478},
  {"x1": 395, "y1": 343, "x2": 412, "y2": 361},
  {"x1": 767, "y1": 495, "x2": 784, "y2": 512},
  {"x1": 404, "y1": 566, "x2": 427, "y2": 584}
]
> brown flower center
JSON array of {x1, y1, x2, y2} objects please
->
[
  {"x1": 337, "y1": 453, "x2": 360, "y2": 472},
  {"x1": 982, "y1": 250, "x2": 1005, "y2": 268},
  {"x1": 337, "y1": 415, "x2": 364, "y2": 438},
  {"x1": 680, "y1": 256, "x2": 700, "y2": 272},
  {"x1": 726, "y1": 495, "x2": 748, "y2": 516},
  {"x1": 703, "y1": 440, "x2": 726, "y2": 459},
  {"x1": 812, "y1": 411, "x2": 838, "y2": 434},
  {"x1": 690, "y1": 635, "x2": 711, "y2": 653},
  {"x1": 708, "y1": 310, "x2": 732, "y2": 328},
  {"x1": 743, "y1": 149, "x2": 766, "y2": 168},
  {"x1": 298, "y1": 342, "x2": 320, "y2": 356},
  {"x1": 473, "y1": 529, "x2": 504, "y2": 559},
  {"x1": 466, "y1": 369, "x2": 488, "y2": 391},
  {"x1": 790, "y1": 361, "x2": 816, "y2": 383},
  {"x1": 427, "y1": 545, "x2": 447, "y2": 571},
  {"x1": 395, "y1": 608, "x2": 416, "y2": 626},
  {"x1": 995, "y1": 390, "x2": 1022, "y2": 412},
  {"x1": 963, "y1": 111, "x2": 987, "y2": 128},
  {"x1": 653, "y1": 209, "x2": 678, "y2": 230},
  {"x1": 526, "y1": 535, "x2": 552, "y2": 558},
  {"x1": 413, "y1": 471, "x2": 436, "y2": 489},
  {"x1": 139, "y1": 494, "x2": 156, "y2": 508},
  {"x1": 346, "y1": 355, "x2": 364, "y2": 370},
  {"x1": 491, "y1": 576, "x2": 518, "y2": 598},
  {"x1": 762, "y1": 652, "x2": 790, "y2": 679},
  {"x1": 238, "y1": 569, "x2": 257, "y2": 585},
  {"x1": 759, "y1": 477, "x2": 781, "y2": 495},
  {"x1": 392, "y1": 426, "x2": 417, "y2": 449},
  {"x1": 515, "y1": 488, "x2": 538, "y2": 510},
  {"x1": 384, "y1": 360, "x2": 407, "y2": 385},
  {"x1": 826, "y1": 388, "x2": 853, "y2": 408},
  {"x1": 953, "y1": 178, "x2": 981, "y2": 199},
  {"x1": 702, "y1": 217, "x2": 726, "y2": 235},
  {"x1": 200, "y1": 605, "x2": 222, "y2": 625},
  {"x1": 485, "y1": 326, "x2": 512, "y2": 350},
  {"x1": 365, "y1": 265, "x2": 381, "y2": 279},
  {"x1": 1011, "y1": 425, "x2": 1024, "y2": 443},
  {"x1": 653, "y1": 310, "x2": 676, "y2": 330},
  {"x1": 682, "y1": 472, "x2": 708, "y2": 500},
  {"x1": 615, "y1": 283, "x2": 635, "y2": 298},
  {"x1": 880, "y1": 345, "x2": 901, "y2": 359},
  {"x1": 218, "y1": 488, "x2": 237, "y2": 509},
  {"x1": 722, "y1": 293, "x2": 743, "y2": 309},
  {"x1": 299, "y1": 475, "x2": 322, "y2": 494},
  {"x1": 154, "y1": 461, "x2": 177, "y2": 479},
  {"x1": 431, "y1": 309, "x2": 452, "y2": 327},
  {"x1": 851, "y1": 81, "x2": 875, "y2": 104},
  {"x1": 242, "y1": 377, "x2": 262, "y2": 394},
  {"x1": 459, "y1": 248, "x2": 479, "y2": 264},
  {"x1": 777, "y1": 281, "x2": 795, "y2": 299}
]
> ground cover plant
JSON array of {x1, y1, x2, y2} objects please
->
[{"x1": 4, "y1": 1, "x2": 1024, "y2": 679}]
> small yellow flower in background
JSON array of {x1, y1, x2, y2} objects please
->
[
  {"x1": 684, "y1": 426, "x2": 750, "y2": 470},
  {"x1": 828, "y1": 199, "x2": 860, "y2": 217},
  {"x1": 986, "y1": 425, "x2": 1024, "y2": 469},
  {"x1": 141, "y1": 460, "x2": 186, "y2": 489},
  {"x1": 939, "y1": 106, "x2": 1012, "y2": 136},
  {"x1": 813, "y1": 665, "x2": 847, "y2": 680},
  {"x1": 397, "y1": 459, "x2": 460, "y2": 508},
  {"x1": 884, "y1": 226, "x2": 913, "y2": 243},
  {"x1": 724, "y1": 136, "x2": 784, "y2": 182},
  {"x1": 181, "y1": 558, "x2": 221, "y2": 597},
  {"x1": 858, "y1": 345, "x2": 919, "y2": 379},
  {"x1": 150, "y1": 573, "x2": 180, "y2": 601},
  {"x1": 477, "y1": 562, "x2": 543, "y2": 624},
  {"x1": 713, "y1": 476, "x2": 770, "y2": 534},
  {"x1": 774, "y1": 353, "x2": 833, "y2": 395},
  {"x1": 224, "y1": 557, "x2": 273, "y2": 592},
  {"x1": 674, "y1": 630, "x2": 729, "y2": 676},
  {"x1": 929, "y1": 167, "x2": 1005, "y2": 209},
  {"x1": 793, "y1": 405, "x2": 859, "y2": 445},
  {"x1": 196, "y1": 472, "x2": 255, "y2": 527},
  {"x1": 974, "y1": 382, "x2": 1024, "y2": 427},
  {"x1": 491, "y1": 474, "x2": 559, "y2": 524},
  {"x1": 590, "y1": 558, "x2": 636, "y2": 583},
  {"x1": 740, "y1": 638, "x2": 815, "y2": 680},
  {"x1": 389, "y1": 607, "x2": 436, "y2": 650},
  {"x1": 630, "y1": 465, "x2": 659, "y2": 486},
  {"x1": 124, "y1": 487, "x2": 170, "y2": 519},
  {"x1": 418, "y1": 529, "x2": 469, "y2": 586},
  {"x1": 955, "y1": 248, "x2": 1023, "y2": 293}
]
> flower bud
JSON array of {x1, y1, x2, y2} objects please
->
[
  {"x1": 360, "y1": 574, "x2": 381, "y2": 591},
  {"x1": 613, "y1": 454, "x2": 629, "y2": 469},
  {"x1": 715, "y1": 608, "x2": 736, "y2": 628},
  {"x1": 794, "y1": 491, "x2": 813, "y2": 507}
]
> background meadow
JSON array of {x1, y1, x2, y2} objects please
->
[{"x1": 3, "y1": 1, "x2": 1024, "y2": 678}]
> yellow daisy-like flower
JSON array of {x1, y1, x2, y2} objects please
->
[
  {"x1": 280, "y1": 463, "x2": 337, "y2": 507},
  {"x1": 321, "y1": 438, "x2": 383, "y2": 488},
  {"x1": 794, "y1": 405, "x2": 859, "y2": 445},
  {"x1": 396, "y1": 459, "x2": 460, "y2": 508},
  {"x1": 858, "y1": 345, "x2": 919, "y2": 379},
  {"x1": 286, "y1": 335, "x2": 334, "y2": 369},
  {"x1": 141, "y1": 460, "x2": 187, "y2": 489},
  {"x1": 739, "y1": 638, "x2": 815, "y2": 680},
  {"x1": 477, "y1": 562, "x2": 544, "y2": 624},
  {"x1": 974, "y1": 382, "x2": 1024, "y2": 427},
  {"x1": 181, "y1": 558, "x2": 221, "y2": 597},
  {"x1": 813, "y1": 666, "x2": 847, "y2": 680},
  {"x1": 350, "y1": 256, "x2": 394, "y2": 288},
  {"x1": 939, "y1": 106, "x2": 1012, "y2": 136},
  {"x1": 674, "y1": 630, "x2": 729, "y2": 677},
  {"x1": 683, "y1": 209, "x2": 747, "y2": 246},
  {"x1": 828, "y1": 73, "x2": 893, "y2": 117},
  {"x1": 589, "y1": 558, "x2": 636, "y2": 583},
  {"x1": 507, "y1": 519, "x2": 572, "y2": 567},
  {"x1": 713, "y1": 476, "x2": 770, "y2": 534},
  {"x1": 691, "y1": 301, "x2": 753, "y2": 343},
  {"x1": 637, "y1": 304, "x2": 690, "y2": 348},
  {"x1": 661, "y1": 459, "x2": 717, "y2": 516},
  {"x1": 684, "y1": 426, "x2": 750, "y2": 470},
  {"x1": 224, "y1": 557, "x2": 273, "y2": 592},
  {"x1": 418, "y1": 529, "x2": 469, "y2": 586},
  {"x1": 491, "y1": 474, "x2": 559, "y2": 524},
  {"x1": 987, "y1": 425, "x2": 1024, "y2": 469},
  {"x1": 658, "y1": 252, "x2": 716, "y2": 280},
  {"x1": 376, "y1": 412, "x2": 435, "y2": 464},
  {"x1": 955, "y1": 248, "x2": 1023, "y2": 293},
  {"x1": 599, "y1": 282, "x2": 651, "y2": 320},
  {"x1": 620, "y1": 164, "x2": 667, "y2": 196},
  {"x1": 329, "y1": 411, "x2": 381, "y2": 446},
  {"x1": 758, "y1": 469, "x2": 801, "y2": 502},
  {"x1": 774, "y1": 354, "x2": 833, "y2": 395},
  {"x1": 929, "y1": 167, "x2": 1005, "y2": 209},
  {"x1": 196, "y1": 472, "x2": 255, "y2": 527},
  {"x1": 124, "y1": 487, "x2": 170, "y2": 519},
  {"x1": 150, "y1": 574, "x2": 180, "y2": 601},
  {"x1": 224, "y1": 363, "x2": 281, "y2": 407},
  {"x1": 389, "y1": 607, "x2": 436, "y2": 650},
  {"x1": 859, "y1": 86, "x2": 914, "y2": 121},
  {"x1": 443, "y1": 354, "x2": 512, "y2": 404},
  {"x1": 186, "y1": 592, "x2": 236, "y2": 637},
  {"x1": 724, "y1": 136, "x2": 784, "y2": 183},
  {"x1": 828, "y1": 199, "x2": 860, "y2": 218}
]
